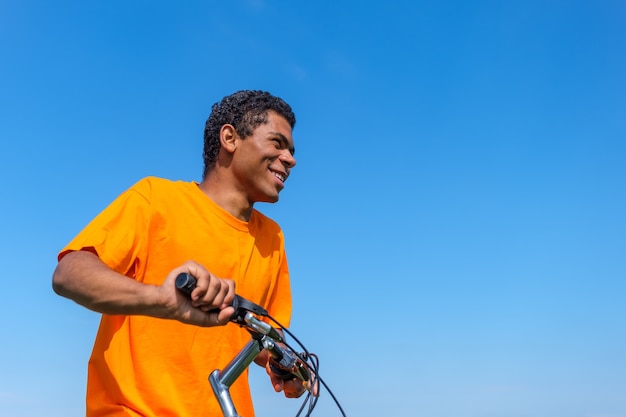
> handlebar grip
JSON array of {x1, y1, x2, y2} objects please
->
[
  {"x1": 175, "y1": 273, "x2": 269, "y2": 317},
  {"x1": 175, "y1": 272, "x2": 197, "y2": 296}
]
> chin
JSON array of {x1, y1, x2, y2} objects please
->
[{"x1": 255, "y1": 194, "x2": 280, "y2": 204}]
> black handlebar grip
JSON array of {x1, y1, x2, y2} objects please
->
[{"x1": 175, "y1": 272, "x2": 197, "y2": 296}]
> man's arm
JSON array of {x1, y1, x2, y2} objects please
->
[{"x1": 52, "y1": 250, "x2": 236, "y2": 327}]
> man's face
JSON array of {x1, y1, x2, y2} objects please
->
[{"x1": 231, "y1": 111, "x2": 296, "y2": 204}]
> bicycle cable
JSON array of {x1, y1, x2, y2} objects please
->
[
  {"x1": 265, "y1": 314, "x2": 347, "y2": 417},
  {"x1": 174, "y1": 274, "x2": 347, "y2": 416}
]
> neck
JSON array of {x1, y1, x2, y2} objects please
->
[{"x1": 198, "y1": 174, "x2": 254, "y2": 222}]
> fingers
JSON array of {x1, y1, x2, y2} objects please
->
[
  {"x1": 266, "y1": 362, "x2": 308, "y2": 398},
  {"x1": 266, "y1": 362, "x2": 285, "y2": 392},
  {"x1": 194, "y1": 277, "x2": 234, "y2": 311},
  {"x1": 181, "y1": 261, "x2": 235, "y2": 310},
  {"x1": 169, "y1": 260, "x2": 236, "y2": 327},
  {"x1": 282, "y1": 378, "x2": 308, "y2": 398},
  {"x1": 306, "y1": 376, "x2": 320, "y2": 397},
  {"x1": 195, "y1": 305, "x2": 236, "y2": 327}
]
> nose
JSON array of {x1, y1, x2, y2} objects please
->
[{"x1": 280, "y1": 150, "x2": 296, "y2": 168}]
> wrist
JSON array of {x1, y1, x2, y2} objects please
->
[{"x1": 146, "y1": 283, "x2": 172, "y2": 319}]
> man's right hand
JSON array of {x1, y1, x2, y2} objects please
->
[{"x1": 158, "y1": 260, "x2": 236, "y2": 327}]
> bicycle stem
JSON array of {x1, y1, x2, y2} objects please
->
[
  {"x1": 210, "y1": 313, "x2": 289, "y2": 417},
  {"x1": 175, "y1": 274, "x2": 311, "y2": 415},
  {"x1": 210, "y1": 337, "x2": 263, "y2": 417}
]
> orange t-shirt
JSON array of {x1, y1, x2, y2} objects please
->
[{"x1": 59, "y1": 177, "x2": 292, "y2": 417}]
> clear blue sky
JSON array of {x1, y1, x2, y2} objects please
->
[{"x1": 1, "y1": 1, "x2": 625, "y2": 416}]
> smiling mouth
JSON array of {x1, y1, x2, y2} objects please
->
[{"x1": 270, "y1": 169, "x2": 287, "y2": 183}]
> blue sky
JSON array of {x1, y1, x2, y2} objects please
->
[{"x1": 1, "y1": 1, "x2": 625, "y2": 416}]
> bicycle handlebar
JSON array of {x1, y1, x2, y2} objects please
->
[
  {"x1": 175, "y1": 272, "x2": 307, "y2": 377},
  {"x1": 174, "y1": 272, "x2": 338, "y2": 416},
  {"x1": 175, "y1": 273, "x2": 284, "y2": 341}
]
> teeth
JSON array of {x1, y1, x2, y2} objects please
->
[{"x1": 272, "y1": 171, "x2": 286, "y2": 182}]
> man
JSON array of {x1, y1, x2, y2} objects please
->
[{"x1": 52, "y1": 90, "x2": 304, "y2": 416}]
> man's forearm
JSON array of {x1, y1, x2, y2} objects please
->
[{"x1": 52, "y1": 250, "x2": 164, "y2": 316}]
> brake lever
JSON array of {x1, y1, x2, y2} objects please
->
[{"x1": 268, "y1": 351, "x2": 310, "y2": 382}]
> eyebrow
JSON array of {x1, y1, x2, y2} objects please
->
[{"x1": 270, "y1": 132, "x2": 295, "y2": 155}]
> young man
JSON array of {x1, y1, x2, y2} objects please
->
[{"x1": 52, "y1": 90, "x2": 303, "y2": 416}]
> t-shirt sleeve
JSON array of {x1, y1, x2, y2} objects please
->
[{"x1": 58, "y1": 179, "x2": 152, "y2": 279}]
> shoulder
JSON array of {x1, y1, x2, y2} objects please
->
[
  {"x1": 128, "y1": 176, "x2": 193, "y2": 199},
  {"x1": 251, "y1": 209, "x2": 283, "y2": 236}
]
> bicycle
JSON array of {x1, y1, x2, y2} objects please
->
[{"x1": 175, "y1": 273, "x2": 347, "y2": 417}]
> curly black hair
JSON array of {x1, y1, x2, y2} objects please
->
[{"x1": 202, "y1": 90, "x2": 296, "y2": 178}]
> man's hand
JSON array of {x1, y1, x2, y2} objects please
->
[
  {"x1": 265, "y1": 360, "x2": 310, "y2": 399},
  {"x1": 158, "y1": 260, "x2": 236, "y2": 327}
]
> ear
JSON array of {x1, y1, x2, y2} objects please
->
[{"x1": 220, "y1": 124, "x2": 238, "y2": 154}]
